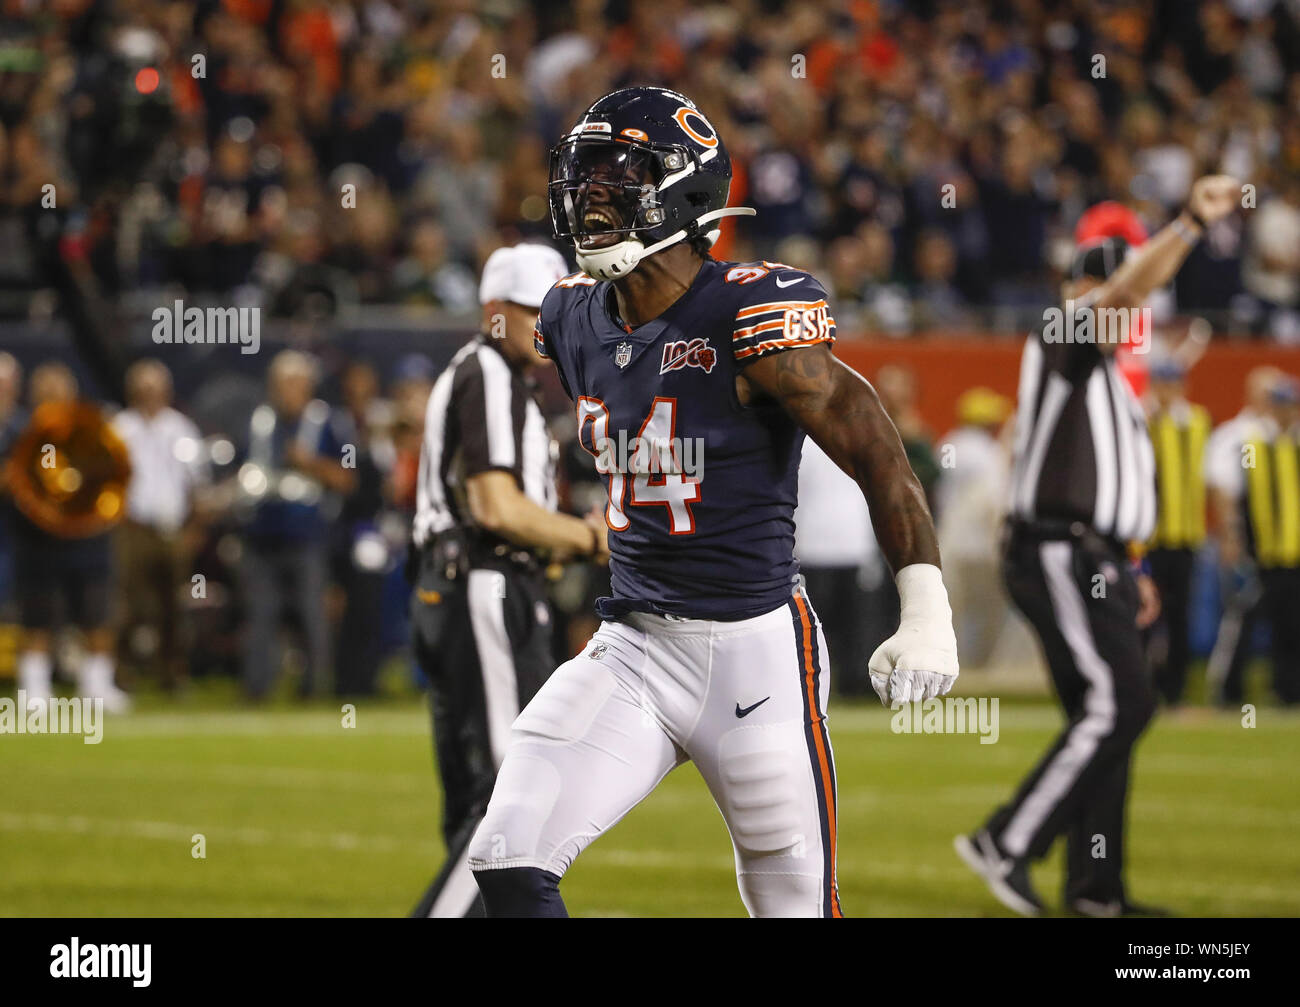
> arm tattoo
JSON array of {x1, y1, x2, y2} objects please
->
[{"x1": 748, "y1": 344, "x2": 941, "y2": 573}]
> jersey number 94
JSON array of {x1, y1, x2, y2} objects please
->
[{"x1": 577, "y1": 396, "x2": 700, "y2": 535}]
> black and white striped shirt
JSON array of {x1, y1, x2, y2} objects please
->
[
  {"x1": 1008, "y1": 307, "x2": 1156, "y2": 544},
  {"x1": 413, "y1": 337, "x2": 558, "y2": 549}
]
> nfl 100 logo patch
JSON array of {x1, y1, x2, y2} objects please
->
[
  {"x1": 614, "y1": 341, "x2": 634, "y2": 368},
  {"x1": 659, "y1": 337, "x2": 717, "y2": 375}
]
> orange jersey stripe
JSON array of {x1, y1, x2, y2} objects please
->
[
  {"x1": 733, "y1": 334, "x2": 834, "y2": 359},
  {"x1": 731, "y1": 318, "x2": 787, "y2": 341},
  {"x1": 794, "y1": 593, "x2": 842, "y2": 918},
  {"x1": 734, "y1": 298, "x2": 829, "y2": 320}
]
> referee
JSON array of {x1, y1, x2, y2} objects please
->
[
  {"x1": 956, "y1": 175, "x2": 1241, "y2": 917},
  {"x1": 410, "y1": 243, "x2": 608, "y2": 918}
]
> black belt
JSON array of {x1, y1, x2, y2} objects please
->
[
  {"x1": 424, "y1": 528, "x2": 543, "y2": 578},
  {"x1": 1005, "y1": 517, "x2": 1127, "y2": 560},
  {"x1": 475, "y1": 541, "x2": 545, "y2": 575}
]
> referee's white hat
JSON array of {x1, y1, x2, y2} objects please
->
[{"x1": 479, "y1": 242, "x2": 569, "y2": 308}]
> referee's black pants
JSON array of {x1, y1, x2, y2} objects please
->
[
  {"x1": 986, "y1": 529, "x2": 1157, "y2": 904},
  {"x1": 409, "y1": 551, "x2": 554, "y2": 918}
]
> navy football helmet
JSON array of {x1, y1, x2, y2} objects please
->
[{"x1": 548, "y1": 86, "x2": 755, "y2": 280}]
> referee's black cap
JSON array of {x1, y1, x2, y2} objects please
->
[{"x1": 1070, "y1": 237, "x2": 1130, "y2": 281}]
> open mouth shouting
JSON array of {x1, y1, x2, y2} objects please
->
[{"x1": 580, "y1": 204, "x2": 626, "y2": 248}]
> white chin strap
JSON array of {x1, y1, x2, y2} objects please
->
[{"x1": 575, "y1": 207, "x2": 756, "y2": 281}]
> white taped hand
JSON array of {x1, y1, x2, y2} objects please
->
[{"x1": 868, "y1": 564, "x2": 960, "y2": 706}]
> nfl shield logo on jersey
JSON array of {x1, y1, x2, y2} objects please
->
[{"x1": 614, "y1": 341, "x2": 633, "y2": 368}]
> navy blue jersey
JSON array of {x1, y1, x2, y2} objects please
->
[{"x1": 536, "y1": 258, "x2": 837, "y2": 620}]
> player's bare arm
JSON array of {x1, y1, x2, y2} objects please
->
[
  {"x1": 741, "y1": 343, "x2": 959, "y2": 705},
  {"x1": 740, "y1": 344, "x2": 939, "y2": 573}
]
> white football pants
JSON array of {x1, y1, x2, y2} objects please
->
[{"x1": 468, "y1": 590, "x2": 843, "y2": 917}]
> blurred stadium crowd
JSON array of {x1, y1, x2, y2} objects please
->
[
  {"x1": 0, "y1": 0, "x2": 1296, "y2": 333},
  {"x1": 0, "y1": 0, "x2": 1297, "y2": 708}
]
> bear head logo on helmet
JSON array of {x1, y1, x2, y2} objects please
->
[{"x1": 548, "y1": 86, "x2": 755, "y2": 282}]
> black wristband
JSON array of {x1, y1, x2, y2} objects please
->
[{"x1": 1183, "y1": 205, "x2": 1209, "y2": 231}]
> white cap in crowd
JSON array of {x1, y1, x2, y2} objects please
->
[{"x1": 478, "y1": 243, "x2": 569, "y2": 308}]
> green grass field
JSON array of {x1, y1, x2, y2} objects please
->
[{"x1": 2, "y1": 684, "x2": 1297, "y2": 917}]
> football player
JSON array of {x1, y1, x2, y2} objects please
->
[{"x1": 467, "y1": 86, "x2": 959, "y2": 917}]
